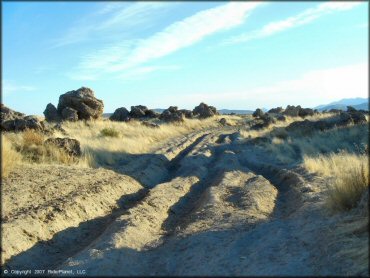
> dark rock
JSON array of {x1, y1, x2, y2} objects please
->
[
  {"x1": 252, "y1": 108, "x2": 264, "y2": 118},
  {"x1": 130, "y1": 105, "x2": 147, "y2": 118},
  {"x1": 298, "y1": 108, "x2": 314, "y2": 118},
  {"x1": 61, "y1": 107, "x2": 78, "y2": 122},
  {"x1": 1, "y1": 104, "x2": 25, "y2": 122},
  {"x1": 286, "y1": 119, "x2": 334, "y2": 134},
  {"x1": 347, "y1": 106, "x2": 357, "y2": 113},
  {"x1": 219, "y1": 118, "x2": 228, "y2": 126},
  {"x1": 178, "y1": 109, "x2": 193, "y2": 119},
  {"x1": 141, "y1": 121, "x2": 160, "y2": 128},
  {"x1": 159, "y1": 109, "x2": 184, "y2": 123},
  {"x1": 328, "y1": 109, "x2": 341, "y2": 113},
  {"x1": 168, "y1": 106, "x2": 178, "y2": 113},
  {"x1": 283, "y1": 105, "x2": 302, "y2": 117},
  {"x1": 57, "y1": 87, "x2": 104, "y2": 120},
  {"x1": 276, "y1": 115, "x2": 286, "y2": 121},
  {"x1": 110, "y1": 107, "x2": 130, "y2": 122},
  {"x1": 144, "y1": 109, "x2": 158, "y2": 118},
  {"x1": 349, "y1": 111, "x2": 367, "y2": 124},
  {"x1": 193, "y1": 103, "x2": 218, "y2": 118},
  {"x1": 268, "y1": 107, "x2": 283, "y2": 114},
  {"x1": 43, "y1": 103, "x2": 60, "y2": 122},
  {"x1": 44, "y1": 137, "x2": 82, "y2": 157}
]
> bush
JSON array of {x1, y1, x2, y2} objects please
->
[{"x1": 100, "y1": 128, "x2": 119, "y2": 138}]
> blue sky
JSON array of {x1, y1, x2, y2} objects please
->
[{"x1": 3, "y1": 1, "x2": 368, "y2": 115}]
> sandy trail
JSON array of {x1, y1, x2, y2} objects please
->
[{"x1": 2, "y1": 125, "x2": 366, "y2": 275}]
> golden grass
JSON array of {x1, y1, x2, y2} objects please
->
[
  {"x1": 239, "y1": 113, "x2": 336, "y2": 139},
  {"x1": 22, "y1": 129, "x2": 45, "y2": 146},
  {"x1": 304, "y1": 152, "x2": 369, "y2": 211},
  {"x1": 1, "y1": 135, "x2": 22, "y2": 178},
  {"x1": 56, "y1": 116, "x2": 233, "y2": 165}
]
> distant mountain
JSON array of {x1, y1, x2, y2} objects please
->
[{"x1": 315, "y1": 98, "x2": 368, "y2": 111}]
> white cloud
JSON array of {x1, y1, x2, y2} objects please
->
[
  {"x1": 53, "y1": 2, "x2": 173, "y2": 48},
  {"x1": 225, "y1": 2, "x2": 362, "y2": 44},
  {"x1": 71, "y1": 2, "x2": 263, "y2": 80},
  {"x1": 118, "y1": 65, "x2": 181, "y2": 80},
  {"x1": 3, "y1": 81, "x2": 37, "y2": 95},
  {"x1": 155, "y1": 63, "x2": 368, "y2": 109}
]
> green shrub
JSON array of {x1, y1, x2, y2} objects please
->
[{"x1": 100, "y1": 128, "x2": 119, "y2": 138}]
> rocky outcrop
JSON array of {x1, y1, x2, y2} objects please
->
[
  {"x1": 129, "y1": 105, "x2": 157, "y2": 119},
  {"x1": 286, "y1": 119, "x2": 333, "y2": 134},
  {"x1": 192, "y1": 103, "x2": 218, "y2": 118},
  {"x1": 110, "y1": 107, "x2": 130, "y2": 122},
  {"x1": 178, "y1": 109, "x2": 193, "y2": 119},
  {"x1": 44, "y1": 137, "x2": 82, "y2": 157},
  {"x1": 1, "y1": 104, "x2": 25, "y2": 122},
  {"x1": 43, "y1": 103, "x2": 60, "y2": 122},
  {"x1": 219, "y1": 118, "x2": 228, "y2": 126},
  {"x1": 57, "y1": 87, "x2": 104, "y2": 121},
  {"x1": 339, "y1": 110, "x2": 367, "y2": 125},
  {"x1": 298, "y1": 108, "x2": 315, "y2": 118},
  {"x1": 160, "y1": 107, "x2": 184, "y2": 123},
  {"x1": 252, "y1": 108, "x2": 264, "y2": 118},
  {"x1": 268, "y1": 107, "x2": 283, "y2": 114},
  {"x1": 1, "y1": 105, "x2": 49, "y2": 132},
  {"x1": 61, "y1": 107, "x2": 78, "y2": 122},
  {"x1": 283, "y1": 105, "x2": 301, "y2": 117}
]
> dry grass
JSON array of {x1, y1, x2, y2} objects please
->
[
  {"x1": 1, "y1": 135, "x2": 22, "y2": 178},
  {"x1": 57, "y1": 116, "x2": 233, "y2": 165},
  {"x1": 3, "y1": 132, "x2": 88, "y2": 167},
  {"x1": 239, "y1": 113, "x2": 336, "y2": 139},
  {"x1": 22, "y1": 129, "x2": 44, "y2": 146},
  {"x1": 304, "y1": 152, "x2": 368, "y2": 211}
]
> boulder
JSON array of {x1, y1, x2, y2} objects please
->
[
  {"x1": 159, "y1": 109, "x2": 184, "y2": 123},
  {"x1": 57, "y1": 87, "x2": 104, "y2": 120},
  {"x1": 178, "y1": 109, "x2": 193, "y2": 119},
  {"x1": 43, "y1": 103, "x2": 60, "y2": 122},
  {"x1": 347, "y1": 106, "x2": 357, "y2": 113},
  {"x1": 286, "y1": 119, "x2": 334, "y2": 134},
  {"x1": 61, "y1": 107, "x2": 78, "y2": 122},
  {"x1": 328, "y1": 109, "x2": 341, "y2": 113},
  {"x1": 145, "y1": 109, "x2": 158, "y2": 118},
  {"x1": 130, "y1": 105, "x2": 148, "y2": 118},
  {"x1": 276, "y1": 115, "x2": 286, "y2": 122},
  {"x1": 268, "y1": 107, "x2": 283, "y2": 114},
  {"x1": 193, "y1": 103, "x2": 218, "y2": 118},
  {"x1": 1, "y1": 105, "x2": 49, "y2": 132},
  {"x1": 1, "y1": 104, "x2": 25, "y2": 121},
  {"x1": 44, "y1": 137, "x2": 82, "y2": 157},
  {"x1": 298, "y1": 108, "x2": 315, "y2": 118},
  {"x1": 350, "y1": 111, "x2": 366, "y2": 124},
  {"x1": 219, "y1": 118, "x2": 228, "y2": 126},
  {"x1": 283, "y1": 105, "x2": 301, "y2": 117},
  {"x1": 252, "y1": 108, "x2": 264, "y2": 118},
  {"x1": 110, "y1": 107, "x2": 130, "y2": 122}
]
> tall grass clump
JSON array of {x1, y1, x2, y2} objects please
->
[
  {"x1": 1, "y1": 135, "x2": 22, "y2": 178},
  {"x1": 304, "y1": 151, "x2": 369, "y2": 211},
  {"x1": 100, "y1": 127, "x2": 120, "y2": 138}
]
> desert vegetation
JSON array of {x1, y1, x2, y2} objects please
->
[{"x1": 1, "y1": 88, "x2": 368, "y2": 276}]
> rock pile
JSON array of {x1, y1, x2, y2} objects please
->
[
  {"x1": 44, "y1": 87, "x2": 104, "y2": 122},
  {"x1": 192, "y1": 103, "x2": 218, "y2": 118},
  {"x1": 1, "y1": 105, "x2": 49, "y2": 132},
  {"x1": 159, "y1": 106, "x2": 184, "y2": 123}
]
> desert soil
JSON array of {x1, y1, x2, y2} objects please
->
[{"x1": 2, "y1": 124, "x2": 366, "y2": 276}]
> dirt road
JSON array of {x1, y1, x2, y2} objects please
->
[{"x1": 2, "y1": 125, "x2": 365, "y2": 275}]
